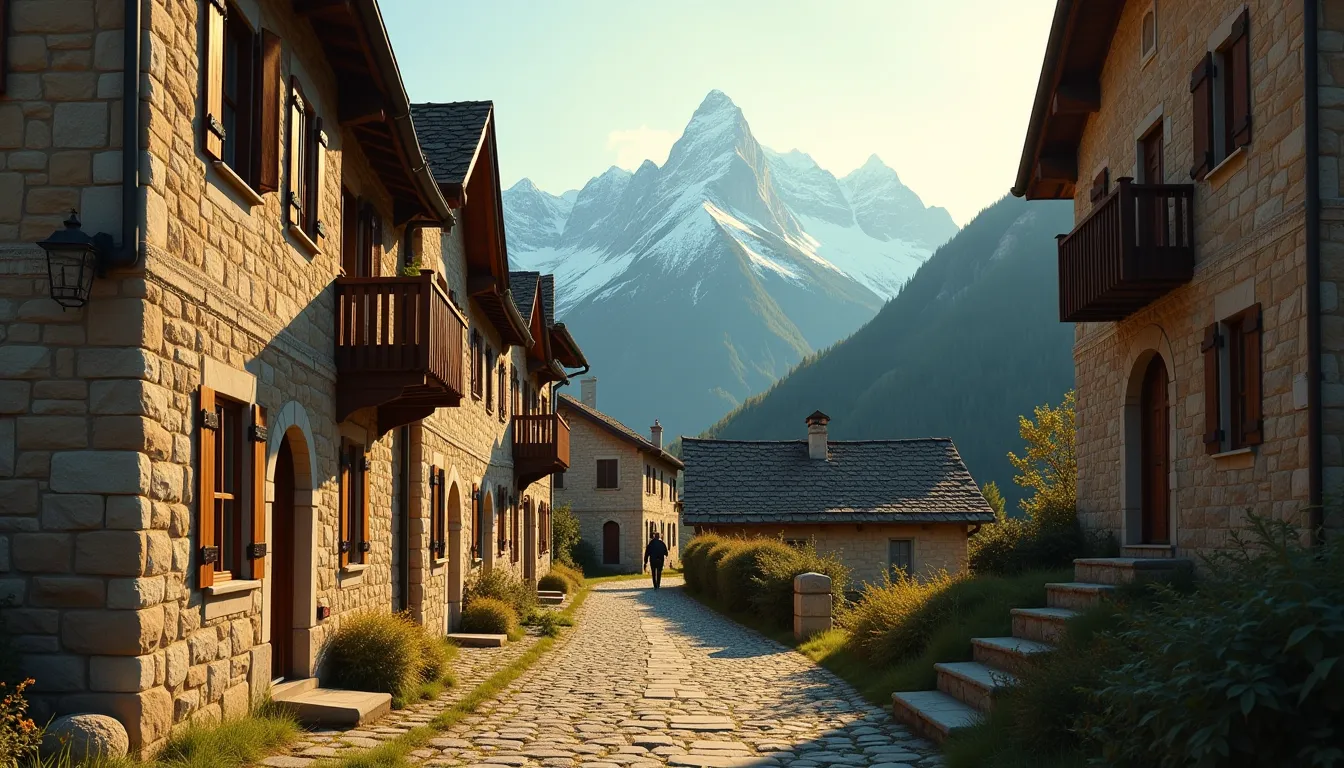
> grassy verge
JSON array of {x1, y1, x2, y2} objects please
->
[
  {"x1": 322, "y1": 587, "x2": 592, "y2": 768},
  {"x1": 584, "y1": 567, "x2": 682, "y2": 585}
]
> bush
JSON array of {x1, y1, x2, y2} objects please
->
[
  {"x1": 551, "y1": 504, "x2": 582, "y2": 568},
  {"x1": 525, "y1": 610, "x2": 574, "y2": 637},
  {"x1": 716, "y1": 539, "x2": 792, "y2": 612},
  {"x1": 1081, "y1": 516, "x2": 1344, "y2": 767},
  {"x1": 319, "y1": 611, "x2": 429, "y2": 705},
  {"x1": 464, "y1": 568, "x2": 536, "y2": 619},
  {"x1": 748, "y1": 540, "x2": 849, "y2": 628},
  {"x1": 418, "y1": 634, "x2": 453, "y2": 684},
  {"x1": 152, "y1": 704, "x2": 299, "y2": 768},
  {"x1": 548, "y1": 562, "x2": 585, "y2": 591},
  {"x1": 1, "y1": 678, "x2": 42, "y2": 768},
  {"x1": 572, "y1": 540, "x2": 600, "y2": 574},
  {"x1": 460, "y1": 598, "x2": 518, "y2": 635},
  {"x1": 537, "y1": 573, "x2": 571, "y2": 594},
  {"x1": 680, "y1": 535, "x2": 719, "y2": 594}
]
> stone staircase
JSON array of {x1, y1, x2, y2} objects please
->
[
  {"x1": 890, "y1": 557, "x2": 1190, "y2": 743},
  {"x1": 271, "y1": 678, "x2": 392, "y2": 728}
]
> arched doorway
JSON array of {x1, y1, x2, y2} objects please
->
[
  {"x1": 481, "y1": 488, "x2": 495, "y2": 572},
  {"x1": 1139, "y1": 354, "x2": 1170, "y2": 544},
  {"x1": 270, "y1": 437, "x2": 296, "y2": 679},
  {"x1": 602, "y1": 521, "x2": 620, "y2": 565},
  {"x1": 446, "y1": 481, "x2": 463, "y2": 631}
]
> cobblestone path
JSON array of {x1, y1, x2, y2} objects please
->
[{"x1": 405, "y1": 579, "x2": 941, "y2": 768}]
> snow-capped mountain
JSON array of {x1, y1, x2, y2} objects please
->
[{"x1": 502, "y1": 90, "x2": 959, "y2": 438}]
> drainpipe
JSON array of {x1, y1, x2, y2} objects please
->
[
  {"x1": 1307, "y1": 0, "x2": 1325, "y2": 544},
  {"x1": 109, "y1": 0, "x2": 143, "y2": 268}
]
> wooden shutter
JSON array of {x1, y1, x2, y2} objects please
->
[
  {"x1": 1089, "y1": 168, "x2": 1109, "y2": 203},
  {"x1": 198, "y1": 387, "x2": 218, "y2": 588},
  {"x1": 429, "y1": 465, "x2": 440, "y2": 556},
  {"x1": 360, "y1": 450, "x2": 371, "y2": 560},
  {"x1": 1190, "y1": 52, "x2": 1215, "y2": 181},
  {"x1": 202, "y1": 0, "x2": 227, "y2": 161},
  {"x1": 1202, "y1": 324, "x2": 1223, "y2": 454},
  {"x1": 312, "y1": 120, "x2": 329, "y2": 240},
  {"x1": 1240, "y1": 305, "x2": 1263, "y2": 446},
  {"x1": 256, "y1": 30, "x2": 282, "y2": 193},
  {"x1": 471, "y1": 483, "x2": 481, "y2": 557},
  {"x1": 338, "y1": 445, "x2": 350, "y2": 567},
  {"x1": 1228, "y1": 11, "x2": 1252, "y2": 150},
  {"x1": 287, "y1": 80, "x2": 305, "y2": 227},
  {"x1": 249, "y1": 404, "x2": 268, "y2": 579}
]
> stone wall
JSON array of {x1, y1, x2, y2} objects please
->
[
  {"x1": 554, "y1": 406, "x2": 680, "y2": 572},
  {"x1": 1070, "y1": 0, "x2": 1314, "y2": 556},
  {"x1": 695, "y1": 523, "x2": 969, "y2": 588},
  {"x1": 1317, "y1": 0, "x2": 1344, "y2": 532}
]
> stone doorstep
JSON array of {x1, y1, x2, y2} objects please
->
[
  {"x1": 449, "y1": 633, "x2": 509, "y2": 647},
  {"x1": 1009, "y1": 607, "x2": 1077, "y2": 645},
  {"x1": 271, "y1": 677, "x2": 319, "y2": 701},
  {"x1": 890, "y1": 690, "x2": 979, "y2": 745},
  {"x1": 970, "y1": 636, "x2": 1054, "y2": 676},
  {"x1": 933, "y1": 661, "x2": 1017, "y2": 714},
  {"x1": 1071, "y1": 557, "x2": 1194, "y2": 585},
  {"x1": 1044, "y1": 581, "x2": 1117, "y2": 611},
  {"x1": 273, "y1": 687, "x2": 393, "y2": 729}
]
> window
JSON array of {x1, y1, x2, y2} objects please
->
[
  {"x1": 889, "y1": 539, "x2": 913, "y2": 576},
  {"x1": 1190, "y1": 10, "x2": 1250, "y2": 181},
  {"x1": 339, "y1": 440, "x2": 369, "y2": 565},
  {"x1": 429, "y1": 466, "x2": 446, "y2": 561},
  {"x1": 512, "y1": 497, "x2": 521, "y2": 563},
  {"x1": 511, "y1": 373, "x2": 520, "y2": 417},
  {"x1": 670, "y1": 477, "x2": 677, "y2": 502},
  {"x1": 498, "y1": 361, "x2": 507, "y2": 423},
  {"x1": 659, "y1": 470, "x2": 664, "y2": 499},
  {"x1": 201, "y1": 0, "x2": 280, "y2": 193},
  {"x1": 485, "y1": 349, "x2": 495, "y2": 414},
  {"x1": 340, "y1": 191, "x2": 381, "y2": 277},
  {"x1": 497, "y1": 491, "x2": 508, "y2": 555},
  {"x1": 197, "y1": 387, "x2": 266, "y2": 587},
  {"x1": 539, "y1": 503, "x2": 550, "y2": 554},
  {"x1": 596, "y1": 459, "x2": 619, "y2": 489},
  {"x1": 1203, "y1": 304, "x2": 1263, "y2": 453},
  {"x1": 286, "y1": 78, "x2": 327, "y2": 242},
  {"x1": 1140, "y1": 3, "x2": 1157, "y2": 62},
  {"x1": 1089, "y1": 168, "x2": 1109, "y2": 203},
  {"x1": 553, "y1": 471, "x2": 564, "y2": 489},
  {"x1": 470, "y1": 332, "x2": 484, "y2": 400}
]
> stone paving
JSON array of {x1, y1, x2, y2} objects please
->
[{"x1": 402, "y1": 578, "x2": 941, "y2": 768}]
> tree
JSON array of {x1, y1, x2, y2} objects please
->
[
  {"x1": 1008, "y1": 390, "x2": 1076, "y2": 526},
  {"x1": 551, "y1": 504, "x2": 582, "y2": 567},
  {"x1": 981, "y1": 480, "x2": 1007, "y2": 518}
]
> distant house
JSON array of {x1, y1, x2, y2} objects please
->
[
  {"x1": 555, "y1": 379, "x2": 684, "y2": 572},
  {"x1": 681, "y1": 412, "x2": 995, "y2": 586}
]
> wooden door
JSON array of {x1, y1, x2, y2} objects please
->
[
  {"x1": 1140, "y1": 355, "x2": 1171, "y2": 544},
  {"x1": 271, "y1": 438, "x2": 295, "y2": 679},
  {"x1": 602, "y1": 521, "x2": 620, "y2": 565},
  {"x1": 1141, "y1": 126, "x2": 1167, "y2": 246}
]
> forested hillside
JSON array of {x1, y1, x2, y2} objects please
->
[{"x1": 701, "y1": 195, "x2": 1076, "y2": 510}]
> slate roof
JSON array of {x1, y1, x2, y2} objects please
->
[
  {"x1": 539, "y1": 275, "x2": 555, "y2": 326},
  {"x1": 558, "y1": 394, "x2": 684, "y2": 470},
  {"x1": 509, "y1": 271, "x2": 540, "y2": 324},
  {"x1": 680, "y1": 437, "x2": 995, "y2": 525},
  {"x1": 410, "y1": 101, "x2": 492, "y2": 187}
]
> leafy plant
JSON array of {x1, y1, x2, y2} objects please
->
[
  {"x1": 547, "y1": 562, "x2": 585, "y2": 592},
  {"x1": 748, "y1": 540, "x2": 849, "y2": 627},
  {"x1": 537, "y1": 573, "x2": 570, "y2": 594},
  {"x1": 1008, "y1": 390, "x2": 1076, "y2": 522},
  {"x1": 550, "y1": 505, "x2": 582, "y2": 568},
  {"x1": 524, "y1": 610, "x2": 574, "y2": 637},
  {"x1": 982, "y1": 480, "x2": 1007, "y2": 517},
  {"x1": 319, "y1": 611, "x2": 434, "y2": 707},
  {"x1": 1, "y1": 678, "x2": 42, "y2": 767},
  {"x1": 399, "y1": 258, "x2": 423, "y2": 277},
  {"x1": 460, "y1": 598, "x2": 518, "y2": 635},
  {"x1": 463, "y1": 569, "x2": 536, "y2": 619}
]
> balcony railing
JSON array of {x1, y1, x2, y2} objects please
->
[
  {"x1": 513, "y1": 413, "x2": 570, "y2": 487},
  {"x1": 1058, "y1": 177, "x2": 1194, "y2": 323},
  {"x1": 335, "y1": 271, "x2": 467, "y2": 434}
]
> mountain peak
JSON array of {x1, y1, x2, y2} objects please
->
[
  {"x1": 852, "y1": 154, "x2": 901, "y2": 184},
  {"x1": 696, "y1": 89, "x2": 738, "y2": 114},
  {"x1": 508, "y1": 177, "x2": 541, "y2": 194}
]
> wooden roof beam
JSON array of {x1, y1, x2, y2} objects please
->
[
  {"x1": 339, "y1": 85, "x2": 386, "y2": 127},
  {"x1": 1052, "y1": 80, "x2": 1101, "y2": 115},
  {"x1": 1035, "y1": 153, "x2": 1078, "y2": 184},
  {"x1": 467, "y1": 272, "x2": 496, "y2": 297},
  {"x1": 293, "y1": 0, "x2": 350, "y2": 17}
]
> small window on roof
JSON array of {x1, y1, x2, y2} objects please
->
[{"x1": 1141, "y1": 3, "x2": 1157, "y2": 61}]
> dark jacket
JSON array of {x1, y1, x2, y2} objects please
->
[{"x1": 644, "y1": 539, "x2": 669, "y2": 566}]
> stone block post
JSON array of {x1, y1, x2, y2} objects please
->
[{"x1": 793, "y1": 572, "x2": 832, "y2": 640}]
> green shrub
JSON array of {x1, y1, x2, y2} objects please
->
[
  {"x1": 548, "y1": 562, "x2": 585, "y2": 591},
  {"x1": 968, "y1": 508, "x2": 1099, "y2": 576},
  {"x1": 319, "y1": 611, "x2": 427, "y2": 705},
  {"x1": 716, "y1": 539, "x2": 792, "y2": 612},
  {"x1": 696, "y1": 537, "x2": 741, "y2": 599},
  {"x1": 537, "y1": 573, "x2": 570, "y2": 594},
  {"x1": 571, "y1": 540, "x2": 600, "y2": 574},
  {"x1": 1081, "y1": 516, "x2": 1344, "y2": 767},
  {"x1": 551, "y1": 504, "x2": 582, "y2": 568},
  {"x1": 464, "y1": 569, "x2": 536, "y2": 619},
  {"x1": 680, "y1": 535, "x2": 719, "y2": 593},
  {"x1": 749, "y1": 540, "x2": 849, "y2": 628},
  {"x1": 1, "y1": 678, "x2": 41, "y2": 768},
  {"x1": 461, "y1": 598, "x2": 518, "y2": 635},
  {"x1": 418, "y1": 634, "x2": 453, "y2": 684}
]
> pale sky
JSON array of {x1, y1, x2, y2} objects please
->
[{"x1": 383, "y1": 1, "x2": 1058, "y2": 226}]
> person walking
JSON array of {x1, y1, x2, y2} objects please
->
[{"x1": 644, "y1": 531, "x2": 669, "y2": 589}]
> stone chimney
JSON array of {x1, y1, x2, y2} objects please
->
[
  {"x1": 651, "y1": 420, "x2": 663, "y2": 449},
  {"x1": 581, "y1": 377, "x2": 598, "y2": 408},
  {"x1": 806, "y1": 411, "x2": 830, "y2": 461}
]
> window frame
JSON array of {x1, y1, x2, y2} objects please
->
[
  {"x1": 1139, "y1": 2, "x2": 1158, "y2": 65},
  {"x1": 596, "y1": 458, "x2": 619, "y2": 490},
  {"x1": 219, "y1": 4, "x2": 258, "y2": 185},
  {"x1": 889, "y1": 539, "x2": 914, "y2": 576},
  {"x1": 1203, "y1": 303, "x2": 1264, "y2": 455},
  {"x1": 470, "y1": 332, "x2": 484, "y2": 401},
  {"x1": 213, "y1": 395, "x2": 248, "y2": 580},
  {"x1": 197, "y1": 386, "x2": 267, "y2": 588},
  {"x1": 339, "y1": 439, "x2": 369, "y2": 566},
  {"x1": 498, "y1": 359, "x2": 508, "y2": 423}
]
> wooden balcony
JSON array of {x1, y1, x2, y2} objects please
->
[
  {"x1": 1058, "y1": 177, "x2": 1195, "y2": 322},
  {"x1": 335, "y1": 271, "x2": 467, "y2": 435},
  {"x1": 513, "y1": 413, "x2": 570, "y2": 488}
]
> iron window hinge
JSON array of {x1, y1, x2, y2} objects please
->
[
  {"x1": 359, "y1": 541, "x2": 372, "y2": 553},
  {"x1": 200, "y1": 545, "x2": 219, "y2": 565},
  {"x1": 339, "y1": 541, "x2": 351, "y2": 553},
  {"x1": 207, "y1": 114, "x2": 227, "y2": 140},
  {"x1": 246, "y1": 543, "x2": 267, "y2": 560},
  {"x1": 250, "y1": 424, "x2": 268, "y2": 443},
  {"x1": 199, "y1": 409, "x2": 220, "y2": 430},
  {"x1": 362, "y1": 457, "x2": 372, "y2": 471}
]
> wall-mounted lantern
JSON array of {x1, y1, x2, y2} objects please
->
[{"x1": 38, "y1": 211, "x2": 115, "y2": 309}]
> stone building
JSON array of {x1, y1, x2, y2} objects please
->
[
  {"x1": 1012, "y1": 0, "x2": 1344, "y2": 557},
  {"x1": 680, "y1": 413, "x2": 994, "y2": 587},
  {"x1": 554, "y1": 379, "x2": 683, "y2": 573},
  {"x1": 0, "y1": 0, "x2": 582, "y2": 754}
]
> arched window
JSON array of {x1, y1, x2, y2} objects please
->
[{"x1": 602, "y1": 521, "x2": 620, "y2": 565}]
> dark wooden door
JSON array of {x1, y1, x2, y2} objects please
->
[
  {"x1": 602, "y1": 521, "x2": 620, "y2": 565},
  {"x1": 1141, "y1": 126, "x2": 1167, "y2": 246},
  {"x1": 1140, "y1": 355, "x2": 1171, "y2": 545},
  {"x1": 271, "y1": 438, "x2": 295, "y2": 679}
]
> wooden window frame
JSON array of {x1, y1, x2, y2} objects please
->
[
  {"x1": 596, "y1": 459, "x2": 619, "y2": 490},
  {"x1": 1139, "y1": 2, "x2": 1157, "y2": 63},
  {"x1": 339, "y1": 439, "x2": 370, "y2": 567},
  {"x1": 429, "y1": 466, "x2": 447, "y2": 561},
  {"x1": 470, "y1": 332, "x2": 484, "y2": 400},
  {"x1": 498, "y1": 360, "x2": 508, "y2": 423},
  {"x1": 471, "y1": 484, "x2": 482, "y2": 560},
  {"x1": 1192, "y1": 9, "x2": 1251, "y2": 181},
  {"x1": 1202, "y1": 303, "x2": 1264, "y2": 454},
  {"x1": 485, "y1": 348, "x2": 495, "y2": 415},
  {"x1": 889, "y1": 539, "x2": 914, "y2": 576},
  {"x1": 197, "y1": 387, "x2": 267, "y2": 588},
  {"x1": 287, "y1": 78, "x2": 327, "y2": 242},
  {"x1": 497, "y1": 491, "x2": 508, "y2": 556},
  {"x1": 512, "y1": 497, "x2": 522, "y2": 564}
]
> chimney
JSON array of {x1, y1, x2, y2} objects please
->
[
  {"x1": 805, "y1": 411, "x2": 830, "y2": 461},
  {"x1": 580, "y1": 377, "x2": 598, "y2": 409},
  {"x1": 650, "y1": 420, "x2": 663, "y2": 449}
]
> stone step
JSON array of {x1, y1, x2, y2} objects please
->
[
  {"x1": 270, "y1": 677, "x2": 318, "y2": 700},
  {"x1": 1045, "y1": 581, "x2": 1116, "y2": 610},
  {"x1": 272, "y1": 685, "x2": 391, "y2": 728},
  {"x1": 891, "y1": 690, "x2": 980, "y2": 743},
  {"x1": 934, "y1": 661, "x2": 1017, "y2": 713},
  {"x1": 1010, "y1": 607, "x2": 1077, "y2": 644},
  {"x1": 538, "y1": 593, "x2": 564, "y2": 606},
  {"x1": 448, "y1": 632, "x2": 508, "y2": 647},
  {"x1": 1072, "y1": 557, "x2": 1193, "y2": 585},
  {"x1": 537, "y1": 590, "x2": 564, "y2": 598},
  {"x1": 970, "y1": 636, "x2": 1053, "y2": 676}
]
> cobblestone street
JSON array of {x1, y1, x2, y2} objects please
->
[{"x1": 402, "y1": 579, "x2": 941, "y2": 768}]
